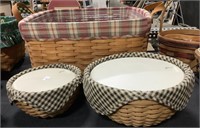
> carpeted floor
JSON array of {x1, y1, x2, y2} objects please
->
[{"x1": 1, "y1": 54, "x2": 199, "y2": 127}]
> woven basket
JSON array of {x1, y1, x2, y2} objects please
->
[
  {"x1": 18, "y1": 7, "x2": 152, "y2": 70},
  {"x1": 1, "y1": 42, "x2": 25, "y2": 71},
  {"x1": 158, "y1": 29, "x2": 200, "y2": 73},
  {"x1": 109, "y1": 100, "x2": 175, "y2": 126},
  {"x1": 83, "y1": 52, "x2": 195, "y2": 127},
  {"x1": 157, "y1": 1, "x2": 200, "y2": 73},
  {"x1": 14, "y1": 86, "x2": 80, "y2": 118},
  {"x1": 1, "y1": 16, "x2": 25, "y2": 71},
  {"x1": 6, "y1": 63, "x2": 81, "y2": 118}
]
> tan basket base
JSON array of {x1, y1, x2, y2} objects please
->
[
  {"x1": 109, "y1": 100, "x2": 175, "y2": 127},
  {"x1": 27, "y1": 36, "x2": 147, "y2": 70},
  {"x1": 1, "y1": 42, "x2": 25, "y2": 71},
  {"x1": 15, "y1": 87, "x2": 80, "y2": 118}
]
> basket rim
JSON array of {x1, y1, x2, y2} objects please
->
[
  {"x1": 84, "y1": 52, "x2": 193, "y2": 92},
  {"x1": 18, "y1": 7, "x2": 152, "y2": 41},
  {"x1": 0, "y1": 16, "x2": 17, "y2": 25},
  {"x1": 21, "y1": 7, "x2": 151, "y2": 23},
  {"x1": 7, "y1": 63, "x2": 81, "y2": 94},
  {"x1": 158, "y1": 29, "x2": 200, "y2": 46}
]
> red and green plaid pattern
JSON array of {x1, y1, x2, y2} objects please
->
[{"x1": 19, "y1": 7, "x2": 151, "y2": 41}]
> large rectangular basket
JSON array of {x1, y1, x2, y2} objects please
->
[{"x1": 18, "y1": 7, "x2": 151, "y2": 70}]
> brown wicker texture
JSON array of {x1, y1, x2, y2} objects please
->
[
  {"x1": 14, "y1": 86, "x2": 80, "y2": 118},
  {"x1": 109, "y1": 100, "x2": 175, "y2": 127},
  {"x1": 27, "y1": 36, "x2": 147, "y2": 70},
  {"x1": 1, "y1": 42, "x2": 25, "y2": 71},
  {"x1": 157, "y1": 0, "x2": 200, "y2": 73},
  {"x1": 158, "y1": 29, "x2": 200, "y2": 73}
]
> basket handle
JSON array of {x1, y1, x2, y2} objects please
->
[
  {"x1": 144, "y1": 0, "x2": 173, "y2": 32},
  {"x1": 12, "y1": 2, "x2": 34, "y2": 22},
  {"x1": 144, "y1": 1, "x2": 163, "y2": 16},
  {"x1": 158, "y1": 0, "x2": 173, "y2": 33}
]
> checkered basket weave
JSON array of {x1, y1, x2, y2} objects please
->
[
  {"x1": 1, "y1": 16, "x2": 25, "y2": 71},
  {"x1": 83, "y1": 52, "x2": 195, "y2": 127},
  {"x1": 6, "y1": 63, "x2": 82, "y2": 118},
  {"x1": 18, "y1": 7, "x2": 151, "y2": 70}
]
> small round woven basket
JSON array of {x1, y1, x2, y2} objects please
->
[
  {"x1": 83, "y1": 52, "x2": 195, "y2": 127},
  {"x1": 158, "y1": 29, "x2": 200, "y2": 73},
  {"x1": 156, "y1": 0, "x2": 200, "y2": 73},
  {"x1": 1, "y1": 16, "x2": 25, "y2": 71},
  {"x1": 6, "y1": 63, "x2": 82, "y2": 118}
]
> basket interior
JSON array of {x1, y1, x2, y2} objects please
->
[
  {"x1": 12, "y1": 68, "x2": 76, "y2": 92},
  {"x1": 159, "y1": 29, "x2": 200, "y2": 44},
  {"x1": 90, "y1": 57, "x2": 184, "y2": 91}
]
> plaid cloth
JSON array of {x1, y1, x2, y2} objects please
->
[
  {"x1": 83, "y1": 52, "x2": 195, "y2": 115},
  {"x1": 18, "y1": 7, "x2": 151, "y2": 41},
  {"x1": 6, "y1": 63, "x2": 81, "y2": 113}
]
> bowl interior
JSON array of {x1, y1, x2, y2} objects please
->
[
  {"x1": 91, "y1": 57, "x2": 184, "y2": 91},
  {"x1": 13, "y1": 68, "x2": 76, "y2": 92}
]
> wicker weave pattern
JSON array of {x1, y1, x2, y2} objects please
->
[
  {"x1": 27, "y1": 36, "x2": 147, "y2": 70},
  {"x1": 1, "y1": 42, "x2": 25, "y2": 71},
  {"x1": 158, "y1": 29, "x2": 200, "y2": 73},
  {"x1": 109, "y1": 100, "x2": 175, "y2": 127},
  {"x1": 14, "y1": 86, "x2": 80, "y2": 118}
]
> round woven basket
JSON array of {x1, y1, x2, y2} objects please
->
[
  {"x1": 1, "y1": 16, "x2": 25, "y2": 71},
  {"x1": 83, "y1": 52, "x2": 195, "y2": 127},
  {"x1": 6, "y1": 63, "x2": 82, "y2": 118},
  {"x1": 1, "y1": 42, "x2": 25, "y2": 71},
  {"x1": 158, "y1": 29, "x2": 200, "y2": 73},
  {"x1": 156, "y1": 0, "x2": 200, "y2": 73}
]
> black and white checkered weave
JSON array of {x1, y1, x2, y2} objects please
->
[
  {"x1": 83, "y1": 52, "x2": 195, "y2": 116},
  {"x1": 6, "y1": 63, "x2": 82, "y2": 113}
]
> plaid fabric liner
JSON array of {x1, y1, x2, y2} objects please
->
[
  {"x1": 6, "y1": 63, "x2": 81, "y2": 113},
  {"x1": 83, "y1": 52, "x2": 195, "y2": 115},
  {"x1": 18, "y1": 7, "x2": 151, "y2": 41}
]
